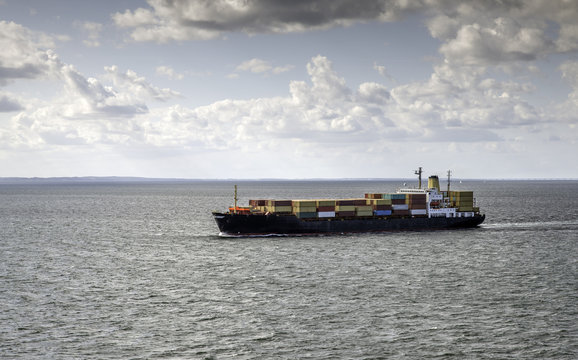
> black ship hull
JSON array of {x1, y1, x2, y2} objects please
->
[{"x1": 212, "y1": 212, "x2": 485, "y2": 236}]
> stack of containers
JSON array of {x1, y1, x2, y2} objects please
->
[
  {"x1": 365, "y1": 195, "x2": 392, "y2": 216},
  {"x1": 451, "y1": 191, "x2": 474, "y2": 212},
  {"x1": 249, "y1": 199, "x2": 269, "y2": 213},
  {"x1": 292, "y1": 200, "x2": 317, "y2": 219},
  {"x1": 386, "y1": 194, "x2": 409, "y2": 216},
  {"x1": 317, "y1": 200, "x2": 336, "y2": 218},
  {"x1": 374, "y1": 198, "x2": 393, "y2": 216},
  {"x1": 354, "y1": 198, "x2": 373, "y2": 217},
  {"x1": 269, "y1": 200, "x2": 292, "y2": 214},
  {"x1": 408, "y1": 194, "x2": 427, "y2": 216},
  {"x1": 336, "y1": 200, "x2": 356, "y2": 217}
]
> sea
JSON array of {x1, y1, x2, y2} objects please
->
[{"x1": 0, "y1": 179, "x2": 576, "y2": 359}]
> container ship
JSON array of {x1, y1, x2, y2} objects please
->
[{"x1": 212, "y1": 168, "x2": 485, "y2": 236}]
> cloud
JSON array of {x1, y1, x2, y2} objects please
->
[
  {"x1": 427, "y1": 1, "x2": 578, "y2": 68},
  {"x1": 233, "y1": 58, "x2": 293, "y2": 76},
  {"x1": 111, "y1": 0, "x2": 578, "y2": 69},
  {"x1": 0, "y1": 21, "x2": 59, "y2": 85},
  {"x1": 4, "y1": 50, "x2": 576, "y2": 177},
  {"x1": 558, "y1": 60, "x2": 578, "y2": 123},
  {"x1": 112, "y1": 0, "x2": 420, "y2": 42},
  {"x1": 438, "y1": 20, "x2": 551, "y2": 66},
  {"x1": 8, "y1": 53, "x2": 554, "y2": 155},
  {"x1": 0, "y1": 21, "x2": 183, "y2": 149},
  {"x1": 156, "y1": 65, "x2": 184, "y2": 80},
  {"x1": 105, "y1": 65, "x2": 181, "y2": 101},
  {"x1": 0, "y1": 93, "x2": 23, "y2": 112},
  {"x1": 79, "y1": 21, "x2": 103, "y2": 47}
]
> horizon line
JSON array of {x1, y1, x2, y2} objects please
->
[{"x1": 1, "y1": 176, "x2": 577, "y2": 182}]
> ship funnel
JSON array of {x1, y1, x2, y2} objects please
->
[{"x1": 428, "y1": 176, "x2": 440, "y2": 191}]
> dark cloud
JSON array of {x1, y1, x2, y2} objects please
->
[
  {"x1": 113, "y1": 0, "x2": 420, "y2": 41},
  {"x1": 0, "y1": 94, "x2": 23, "y2": 112},
  {"x1": 0, "y1": 64, "x2": 43, "y2": 84}
]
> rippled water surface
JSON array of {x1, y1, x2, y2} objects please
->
[{"x1": 1, "y1": 180, "x2": 576, "y2": 359}]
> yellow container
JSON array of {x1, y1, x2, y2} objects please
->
[
  {"x1": 293, "y1": 206, "x2": 317, "y2": 213},
  {"x1": 336, "y1": 205, "x2": 355, "y2": 212},
  {"x1": 292, "y1": 200, "x2": 317, "y2": 208},
  {"x1": 271, "y1": 206, "x2": 292, "y2": 213},
  {"x1": 317, "y1": 200, "x2": 336, "y2": 207}
]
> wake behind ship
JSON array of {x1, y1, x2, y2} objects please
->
[{"x1": 213, "y1": 169, "x2": 485, "y2": 236}]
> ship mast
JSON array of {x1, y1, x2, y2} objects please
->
[
  {"x1": 447, "y1": 170, "x2": 451, "y2": 193},
  {"x1": 415, "y1": 167, "x2": 423, "y2": 189},
  {"x1": 234, "y1": 184, "x2": 238, "y2": 214}
]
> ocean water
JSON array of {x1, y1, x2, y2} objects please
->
[{"x1": 0, "y1": 180, "x2": 576, "y2": 359}]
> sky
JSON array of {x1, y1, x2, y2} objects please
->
[{"x1": 0, "y1": 0, "x2": 577, "y2": 179}]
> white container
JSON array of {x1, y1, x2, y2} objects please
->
[
  {"x1": 318, "y1": 211, "x2": 336, "y2": 218},
  {"x1": 410, "y1": 209, "x2": 427, "y2": 215},
  {"x1": 392, "y1": 204, "x2": 409, "y2": 210}
]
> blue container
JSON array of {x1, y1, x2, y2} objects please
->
[
  {"x1": 382, "y1": 193, "x2": 406, "y2": 200},
  {"x1": 374, "y1": 210, "x2": 392, "y2": 216}
]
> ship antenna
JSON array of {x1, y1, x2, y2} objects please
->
[
  {"x1": 447, "y1": 170, "x2": 451, "y2": 193},
  {"x1": 414, "y1": 167, "x2": 423, "y2": 189},
  {"x1": 234, "y1": 184, "x2": 238, "y2": 214}
]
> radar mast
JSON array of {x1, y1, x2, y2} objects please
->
[{"x1": 415, "y1": 167, "x2": 423, "y2": 189}]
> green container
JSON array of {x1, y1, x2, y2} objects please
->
[{"x1": 295, "y1": 212, "x2": 318, "y2": 219}]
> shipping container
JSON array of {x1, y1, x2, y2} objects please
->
[
  {"x1": 337, "y1": 211, "x2": 356, "y2": 217},
  {"x1": 356, "y1": 210, "x2": 374, "y2": 217},
  {"x1": 295, "y1": 212, "x2": 317, "y2": 219},
  {"x1": 292, "y1": 200, "x2": 317, "y2": 208},
  {"x1": 271, "y1": 205, "x2": 292, "y2": 213},
  {"x1": 392, "y1": 198, "x2": 406, "y2": 205},
  {"x1": 410, "y1": 209, "x2": 427, "y2": 216},
  {"x1": 249, "y1": 199, "x2": 269, "y2": 206},
  {"x1": 317, "y1": 200, "x2": 336, "y2": 207},
  {"x1": 272, "y1": 200, "x2": 292, "y2": 207},
  {"x1": 293, "y1": 206, "x2": 317, "y2": 213},
  {"x1": 410, "y1": 194, "x2": 427, "y2": 202},
  {"x1": 392, "y1": 209, "x2": 410, "y2": 216},
  {"x1": 374, "y1": 210, "x2": 392, "y2": 216},
  {"x1": 373, "y1": 199, "x2": 392, "y2": 205},
  {"x1": 392, "y1": 204, "x2": 409, "y2": 210},
  {"x1": 335, "y1": 205, "x2": 355, "y2": 212},
  {"x1": 318, "y1": 211, "x2": 336, "y2": 218},
  {"x1": 337, "y1": 200, "x2": 355, "y2": 206},
  {"x1": 374, "y1": 204, "x2": 392, "y2": 211},
  {"x1": 318, "y1": 205, "x2": 336, "y2": 212},
  {"x1": 356, "y1": 205, "x2": 373, "y2": 212},
  {"x1": 409, "y1": 204, "x2": 427, "y2": 210},
  {"x1": 383, "y1": 193, "x2": 407, "y2": 200}
]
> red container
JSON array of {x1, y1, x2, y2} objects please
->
[
  {"x1": 409, "y1": 204, "x2": 427, "y2": 209},
  {"x1": 353, "y1": 199, "x2": 367, "y2": 206},
  {"x1": 392, "y1": 210, "x2": 410, "y2": 216},
  {"x1": 318, "y1": 206, "x2": 336, "y2": 212},
  {"x1": 337, "y1": 200, "x2": 355, "y2": 206},
  {"x1": 375, "y1": 204, "x2": 392, "y2": 211},
  {"x1": 337, "y1": 211, "x2": 356, "y2": 217},
  {"x1": 272, "y1": 200, "x2": 292, "y2": 206},
  {"x1": 410, "y1": 194, "x2": 427, "y2": 202},
  {"x1": 392, "y1": 199, "x2": 406, "y2": 205}
]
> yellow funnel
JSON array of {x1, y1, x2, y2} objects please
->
[{"x1": 428, "y1": 176, "x2": 440, "y2": 191}]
